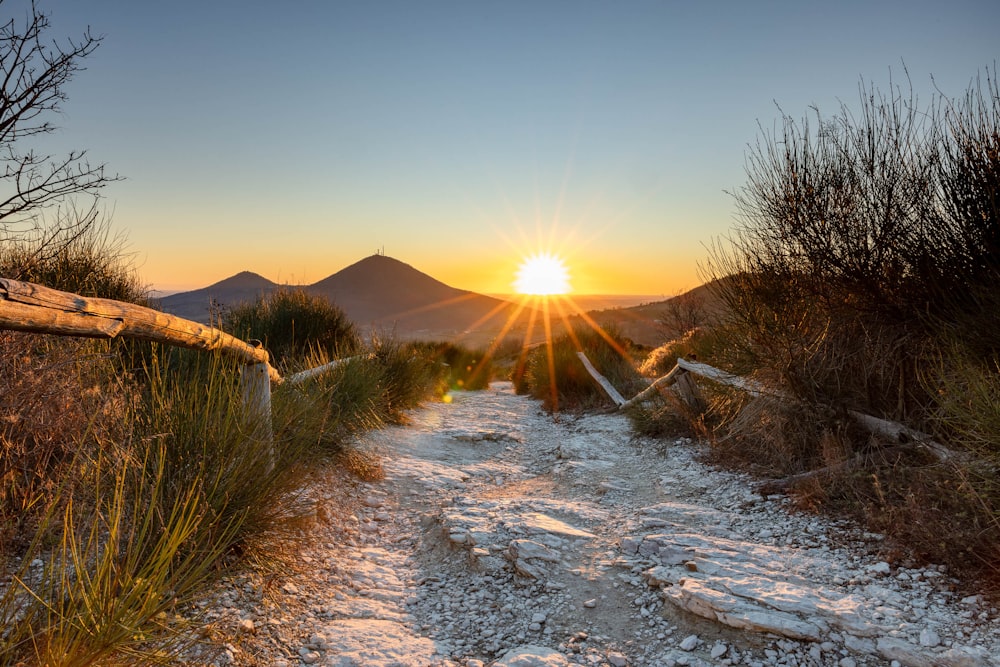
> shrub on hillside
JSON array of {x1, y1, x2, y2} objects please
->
[
  {"x1": 223, "y1": 288, "x2": 359, "y2": 370},
  {"x1": 368, "y1": 335, "x2": 446, "y2": 421},
  {"x1": 421, "y1": 342, "x2": 493, "y2": 391},
  {"x1": 523, "y1": 325, "x2": 643, "y2": 411}
]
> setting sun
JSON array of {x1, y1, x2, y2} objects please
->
[{"x1": 513, "y1": 253, "x2": 571, "y2": 295}]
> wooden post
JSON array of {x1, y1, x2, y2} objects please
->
[
  {"x1": 674, "y1": 370, "x2": 706, "y2": 413},
  {"x1": 239, "y1": 340, "x2": 274, "y2": 464}
]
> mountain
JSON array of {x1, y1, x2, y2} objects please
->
[
  {"x1": 159, "y1": 256, "x2": 528, "y2": 344},
  {"x1": 308, "y1": 255, "x2": 524, "y2": 340},
  {"x1": 158, "y1": 255, "x2": 728, "y2": 348},
  {"x1": 157, "y1": 271, "x2": 278, "y2": 322}
]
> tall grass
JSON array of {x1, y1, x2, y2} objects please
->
[
  {"x1": 410, "y1": 341, "x2": 493, "y2": 392},
  {"x1": 1, "y1": 223, "x2": 448, "y2": 662},
  {"x1": 1, "y1": 330, "x2": 447, "y2": 665},
  {"x1": 0, "y1": 219, "x2": 147, "y2": 304}
]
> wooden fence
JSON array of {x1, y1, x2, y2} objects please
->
[
  {"x1": 576, "y1": 349, "x2": 960, "y2": 490},
  {"x1": 0, "y1": 277, "x2": 350, "y2": 434}
]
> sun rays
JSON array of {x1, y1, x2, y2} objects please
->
[{"x1": 450, "y1": 265, "x2": 634, "y2": 415}]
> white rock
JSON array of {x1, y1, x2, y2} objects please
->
[
  {"x1": 869, "y1": 561, "x2": 892, "y2": 575},
  {"x1": 710, "y1": 643, "x2": 727, "y2": 658},
  {"x1": 919, "y1": 627, "x2": 941, "y2": 647},
  {"x1": 318, "y1": 619, "x2": 438, "y2": 665},
  {"x1": 876, "y1": 637, "x2": 936, "y2": 667},
  {"x1": 679, "y1": 635, "x2": 699, "y2": 651},
  {"x1": 494, "y1": 645, "x2": 571, "y2": 666}
]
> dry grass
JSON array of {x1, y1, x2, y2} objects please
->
[{"x1": 0, "y1": 332, "x2": 127, "y2": 557}]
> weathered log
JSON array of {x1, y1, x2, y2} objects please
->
[
  {"x1": 624, "y1": 356, "x2": 961, "y2": 465},
  {"x1": 676, "y1": 357, "x2": 773, "y2": 397},
  {"x1": 0, "y1": 277, "x2": 280, "y2": 382},
  {"x1": 575, "y1": 351, "x2": 626, "y2": 406},
  {"x1": 846, "y1": 411, "x2": 959, "y2": 463},
  {"x1": 618, "y1": 364, "x2": 683, "y2": 410}
]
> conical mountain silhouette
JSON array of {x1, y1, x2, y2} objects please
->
[{"x1": 159, "y1": 255, "x2": 522, "y2": 341}]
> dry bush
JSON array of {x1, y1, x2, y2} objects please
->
[
  {"x1": 699, "y1": 392, "x2": 849, "y2": 477},
  {"x1": 637, "y1": 327, "x2": 733, "y2": 378},
  {"x1": 691, "y1": 68, "x2": 1000, "y2": 580},
  {"x1": 817, "y1": 459, "x2": 1000, "y2": 580},
  {"x1": 656, "y1": 292, "x2": 706, "y2": 340},
  {"x1": 0, "y1": 332, "x2": 126, "y2": 555}
]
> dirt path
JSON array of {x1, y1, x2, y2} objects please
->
[{"x1": 189, "y1": 383, "x2": 999, "y2": 667}]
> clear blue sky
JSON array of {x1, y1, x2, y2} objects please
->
[{"x1": 22, "y1": 0, "x2": 1000, "y2": 294}]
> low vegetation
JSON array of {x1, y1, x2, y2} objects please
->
[
  {"x1": 223, "y1": 287, "x2": 360, "y2": 371},
  {"x1": 634, "y1": 69, "x2": 1000, "y2": 583},
  {"x1": 515, "y1": 324, "x2": 645, "y2": 412},
  {"x1": 0, "y1": 226, "x2": 463, "y2": 665}
]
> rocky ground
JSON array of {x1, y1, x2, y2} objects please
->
[{"x1": 184, "y1": 382, "x2": 1000, "y2": 666}]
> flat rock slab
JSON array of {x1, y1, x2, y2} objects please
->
[
  {"x1": 492, "y1": 645, "x2": 571, "y2": 667},
  {"x1": 316, "y1": 619, "x2": 442, "y2": 666},
  {"x1": 634, "y1": 531, "x2": 881, "y2": 640}
]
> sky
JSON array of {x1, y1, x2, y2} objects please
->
[{"x1": 14, "y1": 0, "x2": 1000, "y2": 295}]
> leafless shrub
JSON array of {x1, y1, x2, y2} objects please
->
[{"x1": 697, "y1": 67, "x2": 1000, "y2": 579}]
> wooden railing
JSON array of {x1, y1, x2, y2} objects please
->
[
  {"x1": 576, "y1": 349, "x2": 961, "y2": 489},
  {"x1": 0, "y1": 277, "x2": 348, "y2": 434}
]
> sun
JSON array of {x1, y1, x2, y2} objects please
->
[{"x1": 513, "y1": 253, "x2": 571, "y2": 295}]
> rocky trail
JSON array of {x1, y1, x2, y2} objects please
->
[{"x1": 189, "y1": 382, "x2": 1000, "y2": 667}]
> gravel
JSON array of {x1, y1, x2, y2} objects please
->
[{"x1": 179, "y1": 382, "x2": 1000, "y2": 667}]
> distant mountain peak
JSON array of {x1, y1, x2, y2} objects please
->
[
  {"x1": 310, "y1": 254, "x2": 458, "y2": 294},
  {"x1": 205, "y1": 271, "x2": 276, "y2": 290}
]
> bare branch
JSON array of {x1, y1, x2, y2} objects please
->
[{"x1": 0, "y1": 0, "x2": 117, "y2": 236}]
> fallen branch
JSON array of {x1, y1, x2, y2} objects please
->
[
  {"x1": 575, "y1": 351, "x2": 626, "y2": 406},
  {"x1": 618, "y1": 364, "x2": 683, "y2": 410}
]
